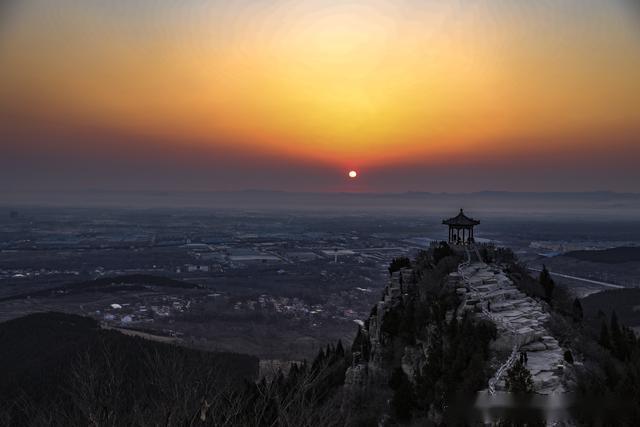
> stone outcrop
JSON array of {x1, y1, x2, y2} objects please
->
[
  {"x1": 345, "y1": 267, "x2": 421, "y2": 387},
  {"x1": 346, "y1": 249, "x2": 570, "y2": 398}
]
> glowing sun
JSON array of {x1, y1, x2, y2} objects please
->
[{"x1": 348, "y1": 170, "x2": 358, "y2": 178}]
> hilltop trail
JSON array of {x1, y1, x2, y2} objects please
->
[{"x1": 456, "y1": 250, "x2": 566, "y2": 394}]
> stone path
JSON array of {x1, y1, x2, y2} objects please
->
[{"x1": 452, "y1": 256, "x2": 566, "y2": 394}]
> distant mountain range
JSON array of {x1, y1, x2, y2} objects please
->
[{"x1": 3, "y1": 190, "x2": 640, "y2": 216}]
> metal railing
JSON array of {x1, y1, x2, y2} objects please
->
[{"x1": 488, "y1": 342, "x2": 519, "y2": 395}]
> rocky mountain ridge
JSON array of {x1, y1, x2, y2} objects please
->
[{"x1": 343, "y1": 243, "x2": 575, "y2": 423}]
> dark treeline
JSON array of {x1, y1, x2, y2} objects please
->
[
  {"x1": 0, "y1": 312, "x2": 258, "y2": 426},
  {"x1": 0, "y1": 312, "x2": 358, "y2": 426},
  {"x1": 582, "y1": 288, "x2": 640, "y2": 327},
  {"x1": 568, "y1": 308, "x2": 640, "y2": 425}
]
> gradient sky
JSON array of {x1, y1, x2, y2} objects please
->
[{"x1": 1, "y1": 0, "x2": 639, "y2": 192}]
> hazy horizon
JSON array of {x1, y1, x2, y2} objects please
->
[{"x1": 3, "y1": 189, "x2": 640, "y2": 220}]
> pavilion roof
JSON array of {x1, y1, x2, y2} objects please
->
[{"x1": 442, "y1": 209, "x2": 480, "y2": 226}]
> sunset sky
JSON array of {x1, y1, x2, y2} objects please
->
[{"x1": 1, "y1": 0, "x2": 639, "y2": 192}]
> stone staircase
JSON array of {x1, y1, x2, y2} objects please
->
[{"x1": 453, "y1": 253, "x2": 566, "y2": 395}]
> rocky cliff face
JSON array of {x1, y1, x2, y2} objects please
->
[
  {"x1": 344, "y1": 244, "x2": 574, "y2": 424},
  {"x1": 344, "y1": 247, "x2": 485, "y2": 421},
  {"x1": 347, "y1": 267, "x2": 421, "y2": 385}
]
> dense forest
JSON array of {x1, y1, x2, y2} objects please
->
[{"x1": 562, "y1": 303, "x2": 640, "y2": 425}]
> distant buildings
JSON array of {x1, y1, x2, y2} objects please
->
[{"x1": 185, "y1": 264, "x2": 210, "y2": 273}]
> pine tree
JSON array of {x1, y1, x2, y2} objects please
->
[
  {"x1": 564, "y1": 350, "x2": 574, "y2": 364},
  {"x1": 433, "y1": 242, "x2": 454, "y2": 265},
  {"x1": 610, "y1": 311, "x2": 628, "y2": 360},
  {"x1": 423, "y1": 331, "x2": 444, "y2": 386},
  {"x1": 505, "y1": 360, "x2": 534, "y2": 394},
  {"x1": 599, "y1": 320, "x2": 611, "y2": 349},
  {"x1": 572, "y1": 298, "x2": 583, "y2": 323},
  {"x1": 389, "y1": 368, "x2": 415, "y2": 422},
  {"x1": 352, "y1": 327, "x2": 370, "y2": 362},
  {"x1": 611, "y1": 311, "x2": 621, "y2": 338},
  {"x1": 352, "y1": 327, "x2": 363, "y2": 350},
  {"x1": 389, "y1": 257, "x2": 411, "y2": 275},
  {"x1": 448, "y1": 316, "x2": 459, "y2": 340},
  {"x1": 461, "y1": 352, "x2": 487, "y2": 393},
  {"x1": 399, "y1": 299, "x2": 416, "y2": 344},
  {"x1": 539, "y1": 265, "x2": 555, "y2": 302}
]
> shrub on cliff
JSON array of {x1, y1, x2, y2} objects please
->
[
  {"x1": 505, "y1": 360, "x2": 534, "y2": 394},
  {"x1": 389, "y1": 257, "x2": 411, "y2": 275}
]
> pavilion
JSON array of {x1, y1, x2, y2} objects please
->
[{"x1": 443, "y1": 209, "x2": 480, "y2": 245}]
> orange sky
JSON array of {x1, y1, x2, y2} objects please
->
[{"x1": 1, "y1": 1, "x2": 639, "y2": 191}]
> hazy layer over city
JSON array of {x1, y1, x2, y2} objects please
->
[{"x1": 3, "y1": 190, "x2": 640, "y2": 219}]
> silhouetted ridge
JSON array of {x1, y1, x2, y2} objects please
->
[{"x1": 0, "y1": 312, "x2": 258, "y2": 425}]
